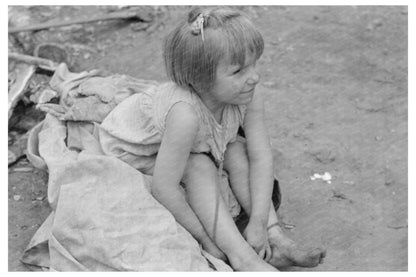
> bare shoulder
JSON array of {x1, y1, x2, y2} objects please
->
[{"x1": 165, "y1": 101, "x2": 200, "y2": 138}]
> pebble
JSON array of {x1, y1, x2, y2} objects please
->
[
  {"x1": 13, "y1": 195, "x2": 21, "y2": 201},
  {"x1": 32, "y1": 223, "x2": 41, "y2": 229},
  {"x1": 366, "y1": 19, "x2": 383, "y2": 30},
  {"x1": 310, "y1": 172, "x2": 332, "y2": 184},
  {"x1": 383, "y1": 167, "x2": 395, "y2": 186},
  {"x1": 384, "y1": 180, "x2": 394, "y2": 186},
  {"x1": 283, "y1": 223, "x2": 296, "y2": 229},
  {"x1": 309, "y1": 148, "x2": 336, "y2": 164},
  {"x1": 331, "y1": 190, "x2": 347, "y2": 200}
]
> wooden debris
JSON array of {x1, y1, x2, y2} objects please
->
[
  {"x1": 8, "y1": 52, "x2": 58, "y2": 71},
  {"x1": 8, "y1": 8, "x2": 153, "y2": 34},
  {"x1": 13, "y1": 167, "x2": 34, "y2": 172},
  {"x1": 387, "y1": 224, "x2": 407, "y2": 230},
  {"x1": 8, "y1": 51, "x2": 60, "y2": 120},
  {"x1": 8, "y1": 62, "x2": 36, "y2": 120}
]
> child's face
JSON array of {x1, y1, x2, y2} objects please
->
[{"x1": 208, "y1": 51, "x2": 260, "y2": 106}]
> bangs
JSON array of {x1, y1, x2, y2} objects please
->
[{"x1": 208, "y1": 15, "x2": 264, "y2": 67}]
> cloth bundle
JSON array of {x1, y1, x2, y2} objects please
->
[{"x1": 21, "y1": 64, "x2": 232, "y2": 271}]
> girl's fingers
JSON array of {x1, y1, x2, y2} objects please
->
[
  {"x1": 264, "y1": 244, "x2": 272, "y2": 262},
  {"x1": 258, "y1": 247, "x2": 266, "y2": 260}
]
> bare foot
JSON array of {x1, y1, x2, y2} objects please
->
[
  {"x1": 229, "y1": 254, "x2": 279, "y2": 271},
  {"x1": 267, "y1": 226, "x2": 326, "y2": 268},
  {"x1": 200, "y1": 237, "x2": 227, "y2": 262}
]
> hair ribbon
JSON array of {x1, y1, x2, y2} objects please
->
[{"x1": 192, "y1": 13, "x2": 205, "y2": 41}]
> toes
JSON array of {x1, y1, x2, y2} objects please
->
[
  {"x1": 318, "y1": 248, "x2": 326, "y2": 264},
  {"x1": 305, "y1": 248, "x2": 326, "y2": 267},
  {"x1": 268, "y1": 240, "x2": 327, "y2": 269},
  {"x1": 322, "y1": 248, "x2": 327, "y2": 258},
  {"x1": 311, "y1": 248, "x2": 326, "y2": 262},
  {"x1": 268, "y1": 245, "x2": 294, "y2": 268},
  {"x1": 290, "y1": 248, "x2": 324, "y2": 267}
]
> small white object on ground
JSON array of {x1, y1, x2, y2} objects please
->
[{"x1": 310, "y1": 172, "x2": 332, "y2": 184}]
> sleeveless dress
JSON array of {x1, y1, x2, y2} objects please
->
[{"x1": 98, "y1": 82, "x2": 246, "y2": 216}]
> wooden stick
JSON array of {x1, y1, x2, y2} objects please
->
[
  {"x1": 8, "y1": 52, "x2": 58, "y2": 120},
  {"x1": 8, "y1": 52, "x2": 58, "y2": 71},
  {"x1": 8, "y1": 9, "x2": 152, "y2": 34},
  {"x1": 8, "y1": 63, "x2": 36, "y2": 120}
]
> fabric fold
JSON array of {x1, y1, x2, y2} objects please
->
[{"x1": 22, "y1": 66, "x2": 232, "y2": 271}]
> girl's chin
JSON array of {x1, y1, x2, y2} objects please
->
[{"x1": 238, "y1": 93, "x2": 254, "y2": 104}]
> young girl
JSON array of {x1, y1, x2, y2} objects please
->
[{"x1": 99, "y1": 7, "x2": 325, "y2": 271}]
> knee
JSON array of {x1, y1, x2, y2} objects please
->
[{"x1": 183, "y1": 153, "x2": 217, "y2": 180}]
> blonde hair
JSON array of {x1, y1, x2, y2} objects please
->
[{"x1": 163, "y1": 7, "x2": 264, "y2": 94}]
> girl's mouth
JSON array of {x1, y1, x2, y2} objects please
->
[
  {"x1": 241, "y1": 88, "x2": 254, "y2": 94},
  {"x1": 241, "y1": 88, "x2": 254, "y2": 95}
]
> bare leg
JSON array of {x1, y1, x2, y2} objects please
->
[
  {"x1": 182, "y1": 153, "x2": 277, "y2": 271},
  {"x1": 224, "y1": 140, "x2": 326, "y2": 268}
]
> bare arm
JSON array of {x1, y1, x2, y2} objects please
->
[
  {"x1": 243, "y1": 91, "x2": 274, "y2": 226},
  {"x1": 152, "y1": 102, "x2": 210, "y2": 243}
]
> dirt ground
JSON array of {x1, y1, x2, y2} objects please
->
[{"x1": 8, "y1": 6, "x2": 408, "y2": 271}]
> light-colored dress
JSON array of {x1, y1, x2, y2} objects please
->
[
  {"x1": 98, "y1": 82, "x2": 246, "y2": 217},
  {"x1": 99, "y1": 82, "x2": 247, "y2": 175}
]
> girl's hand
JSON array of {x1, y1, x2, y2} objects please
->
[{"x1": 243, "y1": 219, "x2": 272, "y2": 262}]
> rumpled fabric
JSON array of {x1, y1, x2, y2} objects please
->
[{"x1": 21, "y1": 64, "x2": 233, "y2": 271}]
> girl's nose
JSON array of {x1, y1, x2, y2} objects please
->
[{"x1": 247, "y1": 68, "x2": 260, "y2": 85}]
